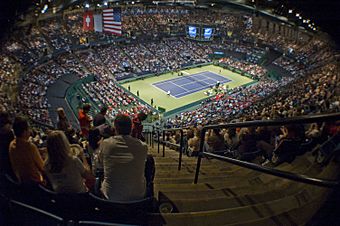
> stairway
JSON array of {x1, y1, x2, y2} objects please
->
[
  {"x1": 146, "y1": 144, "x2": 339, "y2": 226},
  {"x1": 260, "y1": 49, "x2": 282, "y2": 66}
]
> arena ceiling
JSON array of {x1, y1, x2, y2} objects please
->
[{"x1": 1, "y1": 0, "x2": 340, "y2": 45}]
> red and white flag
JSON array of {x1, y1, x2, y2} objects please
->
[
  {"x1": 83, "y1": 11, "x2": 94, "y2": 31},
  {"x1": 103, "y1": 8, "x2": 122, "y2": 35}
]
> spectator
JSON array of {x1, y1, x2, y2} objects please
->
[
  {"x1": 98, "y1": 114, "x2": 148, "y2": 201},
  {"x1": 9, "y1": 116, "x2": 44, "y2": 184},
  {"x1": 187, "y1": 128, "x2": 201, "y2": 156},
  {"x1": 93, "y1": 106, "x2": 107, "y2": 127},
  {"x1": 57, "y1": 107, "x2": 71, "y2": 132},
  {"x1": 131, "y1": 112, "x2": 148, "y2": 141},
  {"x1": 224, "y1": 127, "x2": 239, "y2": 151},
  {"x1": 0, "y1": 111, "x2": 15, "y2": 176},
  {"x1": 206, "y1": 128, "x2": 226, "y2": 153},
  {"x1": 259, "y1": 125, "x2": 300, "y2": 165},
  {"x1": 237, "y1": 126, "x2": 258, "y2": 160},
  {"x1": 44, "y1": 130, "x2": 93, "y2": 193},
  {"x1": 78, "y1": 104, "x2": 92, "y2": 138}
]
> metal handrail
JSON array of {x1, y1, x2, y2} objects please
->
[
  {"x1": 202, "y1": 152, "x2": 339, "y2": 188},
  {"x1": 194, "y1": 112, "x2": 340, "y2": 188},
  {"x1": 161, "y1": 128, "x2": 184, "y2": 171}
]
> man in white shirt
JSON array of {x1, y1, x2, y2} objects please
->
[{"x1": 99, "y1": 114, "x2": 148, "y2": 201}]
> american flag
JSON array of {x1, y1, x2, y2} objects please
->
[{"x1": 103, "y1": 8, "x2": 122, "y2": 35}]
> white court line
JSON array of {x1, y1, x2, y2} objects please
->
[
  {"x1": 152, "y1": 82, "x2": 181, "y2": 99},
  {"x1": 174, "y1": 77, "x2": 232, "y2": 98},
  {"x1": 180, "y1": 70, "x2": 190, "y2": 75},
  {"x1": 153, "y1": 70, "x2": 232, "y2": 98},
  {"x1": 155, "y1": 80, "x2": 189, "y2": 97},
  {"x1": 152, "y1": 75, "x2": 191, "y2": 86},
  {"x1": 173, "y1": 83, "x2": 212, "y2": 98}
]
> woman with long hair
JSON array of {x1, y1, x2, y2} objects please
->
[{"x1": 44, "y1": 130, "x2": 93, "y2": 193}]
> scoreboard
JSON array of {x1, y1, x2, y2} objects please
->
[{"x1": 186, "y1": 25, "x2": 214, "y2": 41}]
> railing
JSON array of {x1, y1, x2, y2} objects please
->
[
  {"x1": 31, "y1": 119, "x2": 55, "y2": 130},
  {"x1": 143, "y1": 128, "x2": 154, "y2": 149},
  {"x1": 159, "y1": 128, "x2": 184, "y2": 171},
  {"x1": 194, "y1": 112, "x2": 340, "y2": 188},
  {"x1": 143, "y1": 126, "x2": 185, "y2": 171}
]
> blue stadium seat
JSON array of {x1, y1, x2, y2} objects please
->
[
  {"x1": 75, "y1": 193, "x2": 154, "y2": 225},
  {"x1": 78, "y1": 221, "x2": 139, "y2": 226},
  {"x1": 37, "y1": 185, "x2": 90, "y2": 221},
  {"x1": 9, "y1": 199, "x2": 65, "y2": 226}
]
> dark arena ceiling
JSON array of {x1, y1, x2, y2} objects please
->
[{"x1": 1, "y1": 0, "x2": 340, "y2": 46}]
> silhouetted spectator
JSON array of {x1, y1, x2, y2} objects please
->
[
  {"x1": 9, "y1": 116, "x2": 44, "y2": 184},
  {"x1": 131, "y1": 112, "x2": 147, "y2": 142},
  {"x1": 57, "y1": 107, "x2": 71, "y2": 132},
  {"x1": 93, "y1": 106, "x2": 107, "y2": 127}
]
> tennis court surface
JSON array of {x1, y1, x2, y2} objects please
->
[{"x1": 153, "y1": 71, "x2": 231, "y2": 98}]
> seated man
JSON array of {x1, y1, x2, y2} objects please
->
[
  {"x1": 9, "y1": 116, "x2": 44, "y2": 184},
  {"x1": 99, "y1": 114, "x2": 148, "y2": 201}
]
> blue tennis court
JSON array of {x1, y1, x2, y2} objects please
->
[{"x1": 153, "y1": 71, "x2": 231, "y2": 98}]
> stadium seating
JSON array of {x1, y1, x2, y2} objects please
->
[
  {"x1": 0, "y1": 128, "x2": 339, "y2": 225},
  {"x1": 8, "y1": 200, "x2": 65, "y2": 226},
  {"x1": 146, "y1": 144, "x2": 339, "y2": 226}
]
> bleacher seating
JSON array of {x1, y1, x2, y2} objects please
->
[
  {"x1": 8, "y1": 200, "x2": 64, "y2": 226},
  {"x1": 2, "y1": 123, "x2": 339, "y2": 226},
  {"x1": 146, "y1": 144, "x2": 338, "y2": 226}
]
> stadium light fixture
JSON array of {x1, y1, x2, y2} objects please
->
[
  {"x1": 85, "y1": 3, "x2": 90, "y2": 8},
  {"x1": 288, "y1": 9, "x2": 293, "y2": 13},
  {"x1": 103, "y1": 1, "x2": 108, "y2": 6},
  {"x1": 296, "y1": 13, "x2": 300, "y2": 17}
]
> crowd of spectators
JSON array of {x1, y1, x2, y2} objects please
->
[
  {"x1": 18, "y1": 57, "x2": 85, "y2": 125},
  {"x1": 272, "y1": 56, "x2": 305, "y2": 76},
  {"x1": 165, "y1": 62, "x2": 339, "y2": 165},
  {"x1": 3, "y1": 38, "x2": 39, "y2": 66},
  {"x1": 219, "y1": 57, "x2": 267, "y2": 79},
  {"x1": 0, "y1": 5, "x2": 336, "y2": 140},
  {"x1": 123, "y1": 43, "x2": 163, "y2": 74},
  {"x1": 0, "y1": 55, "x2": 19, "y2": 115},
  {"x1": 82, "y1": 77, "x2": 151, "y2": 121},
  {"x1": 76, "y1": 51, "x2": 112, "y2": 79},
  {"x1": 40, "y1": 18, "x2": 73, "y2": 51},
  {"x1": 0, "y1": 110, "x2": 153, "y2": 202},
  {"x1": 96, "y1": 44, "x2": 140, "y2": 78}
]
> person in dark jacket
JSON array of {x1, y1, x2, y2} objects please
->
[{"x1": 93, "y1": 106, "x2": 107, "y2": 127}]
